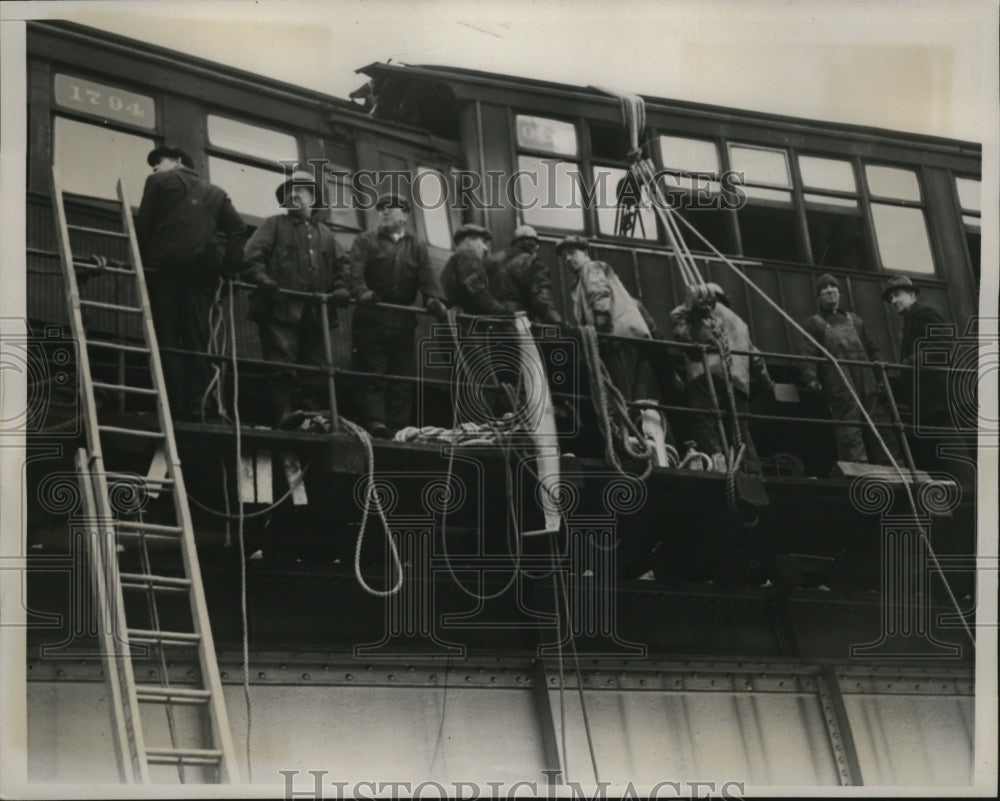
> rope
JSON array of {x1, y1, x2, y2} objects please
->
[
  {"x1": 201, "y1": 278, "x2": 231, "y2": 422},
  {"x1": 225, "y1": 279, "x2": 253, "y2": 781},
  {"x1": 630, "y1": 157, "x2": 973, "y2": 646},
  {"x1": 340, "y1": 417, "x2": 404, "y2": 597},
  {"x1": 580, "y1": 325, "x2": 655, "y2": 480}
]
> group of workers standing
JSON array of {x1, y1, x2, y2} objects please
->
[{"x1": 135, "y1": 147, "x2": 971, "y2": 482}]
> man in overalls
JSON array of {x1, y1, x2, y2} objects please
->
[{"x1": 798, "y1": 274, "x2": 904, "y2": 466}]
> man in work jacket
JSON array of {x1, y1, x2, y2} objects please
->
[
  {"x1": 559, "y1": 236, "x2": 672, "y2": 465},
  {"x1": 883, "y1": 275, "x2": 975, "y2": 485},
  {"x1": 136, "y1": 145, "x2": 246, "y2": 420},
  {"x1": 670, "y1": 282, "x2": 772, "y2": 474},
  {"x1": 798, "y1": 273, "x2": 904, "y2": 467},
  {"x1": 483, "y1": 225, "x2": 562, "y2": 324},
  {"x1": 439, "y1": 223, "x2": 522, "y2": 420},
  {"x1": 243, "y1": 171, "x2": 351, "y2": 429},
  {"x1": 348, "y1": 195, "x2": 446, "y2": 438}
]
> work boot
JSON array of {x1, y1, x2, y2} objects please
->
[{"x1": 276, "y1": 409, "x2": 308, "y2": 430}]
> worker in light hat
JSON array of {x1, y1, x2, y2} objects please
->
[
  {"x1": 670, "y1": 280, "x2": 773, "y2": 474},
  {"x1": 797, "y1": 273, "x2": 904, "y2": 467},
  {"x1": 559, "y1": 236, "x2": 673, "y2": 466},
  {"x1": 482, "y1": 225, "x2": 563, "y2": 325},
  {"x1": 242, "y1": 170, "x2": 350, "y2": 428},
  {"x1": 347, "y1": 193, "x2": 445, "y2": 438},
  {"x1": 137, "y1": 144, "x2": 247, "y2": 420}
]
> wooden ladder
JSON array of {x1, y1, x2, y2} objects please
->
[{"x1": 53, "y1": 169, "x2": 239, "y2": 784}]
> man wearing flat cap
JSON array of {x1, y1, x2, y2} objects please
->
[
  {"x1": 483, "y1": 225, "x2": 562, "y2": 325},
  {"x1": 348, "y1": 194, "x2": 445, "y2": 438},
  {"x1": 883, "y1": 276, "x2": 974, "y2": 483},
  {"x1": 439, "y1": 224, "x2": 513, "y2": 315},
  {"x1": 243, "y1": 170, "x2": 350, "y2": 429},
  {"x1": 561, "y1": 236, "x2": 674, "y2": 466},
  {"x1": 798, "y1": 273, "x2": 903, "y2": 466},
  {"x1": 136, "y1": 145, "x2": 247, "y2": 419}
]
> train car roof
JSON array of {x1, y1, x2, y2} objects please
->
[{"x1": 356, "y1": 61, "x2": 983, "y2": 157}]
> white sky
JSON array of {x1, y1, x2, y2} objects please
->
[{"x1": 3, "y1": 0, "x2": 997, "y2": 142}]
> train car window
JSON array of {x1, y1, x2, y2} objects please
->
[
  {"x1": 800, "y1": 156, "x2": 874, "y2": 271},
  {"x1": 515, "y1": 154, "x2": 585, "y2": 231},
  {"x1": 799, "y1": 155, "x2": 856, "y2": 193},
  {"x1": 729, "y1": 144, "x2": 801, "y2": 262},
  {"x1": 865, "y1": 164, "x2": 934, "y2": 274},
  {"x1": 324, "y1": 163, "x2": 362, "y2": 239},
  {"x1": 870, "y1": 204, "x2": 935, "y2": 274},
  {"x1": 54, "y1": 73, "x2": 156, "y2": 131},
  {"x1": 589, "y1": 122, "x2": 628, "y2": 160},
  {"x1": 52, "y1": 116, "x2": 152, "y2": 203},
  {"x1": 955, "y1": 176, "x2": 981, "y2": 284},
  {"x1": 414, "y1": 166, "x2": 453, "y2": 250},
  {"x1": 515, "y1": 115, "x2": 578, "y2": 157},
  {"x1": 657, "y1": 135, "x2": 736, "y2": 254},
  {"x1": 207, "y1": 115, "x2": 298, "y2": 164},
  {"x1": 207, "y1": 156, "x2": 284, "y2": 222},
  {"x1": 865, "y1": 165, "x2": 921, "y2": 202},
  {"x1": 593, "y1": 165, "x2": 656, "y2": 240}
]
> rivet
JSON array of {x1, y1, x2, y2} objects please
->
[
  {"x1": 408, "y1": 666, "x2": 415, "y2": 672},
  {"x1": 187, "y1": 670, "x2": 195, "y2": 679},
  {"x1": 465, "y1": 675, "x2": 472, "y2": 682},
  {"x1": 302, "y1": 673, "x2": 310, "y2": 680},
  {"x1": 221, "y1": 672, "x2": 228, "y2": 679},
  {"x1": 516, "y1": 677, "x2": 523, "y2": 684},
  {"x1": 345, "y1": 674, "x2": 353, "y2": 681},
  {"x1": 257, "y1": 672, "x2": 265, "y2": 679},
  {"x1": 367, "y1": 665, "x2": 373, "y2": 672},
  {"x1": 606, "y1": 679, "x2": 613, "y2": 686},
  {"x1": 56, "y1": 669, "x2": 65, "y2": 678},
  {"x1": 640, "y1": 679, "x2": 646, "y2": 686},
  {"x1": 429, "y1": 674, "x2": 436, "y2": 681},
  {"x1": 490, "y1": 676, "x2": 497, "y2": 683},
  {"x1": 550, "y1": 677, "x2": 556, "y2": 683},
  {"x1": 148, "y1": 670, "x2": 156, "y2": 677},
  {"x1": 280, "y1": 664, "x2": 287, "y2": 670}
]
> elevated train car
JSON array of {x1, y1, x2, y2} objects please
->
[{"x1": 17, "y1": 20, "x2": 981, "y2": 790}]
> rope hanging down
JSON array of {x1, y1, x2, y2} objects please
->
[{"x1": 627, "y1": 156, "x2": 974, "y2": 646}]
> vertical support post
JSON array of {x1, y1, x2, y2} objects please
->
[
  {"x1": 318, "y1": 297, "x2": 341, "y2": 433},
  {"x1": 877, "y1": 362, "x2": 918, "y2": 476},
  {"x1": 816, "y1": 666, "x2": 864, "y2": 786},
  {"x1": 531, "y1": 660, "x2": 564, "y2": 785}
]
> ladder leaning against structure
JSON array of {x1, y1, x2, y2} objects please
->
[{"x1": 52, "y1": 168, "x2": 239, "y2": 784}]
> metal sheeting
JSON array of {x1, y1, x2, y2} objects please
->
[
  {"x1": 843, "y1": 693, "x2": 973, "y2": 786},
  {"x1": 547, "y1": 687, "x2": 838, "y2": 786}
]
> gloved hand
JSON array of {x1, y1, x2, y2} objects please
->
[
  {"x1": 329, "y1": 288, "x2": 351, "y2": 307},
  {"x1": 688, "y1": 283, "x2": 716, "y2": 311},
  {"x1": 807, "y1": 379, "x2": 822, "y2": 394},
  {"x1": 256, "y1": 275, "x2": 279, "y2": 296},
  {"x1": 425, "y1": 297, "x2": 448, "y2": 322},
  {"x1": 541, "y1": 309, "x2": 563, "y2": 327},
  {"x1": 357, "y1": 289, "x2": 379, "y2": 307},
  {"x1": 593, "y1": 312, "x2": 613, "y2": 334}
]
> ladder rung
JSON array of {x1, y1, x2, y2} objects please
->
[
  {"x1": 145, "y1": 747, "x2": 222, "y2": 766},
  {"x1": 93, "y1": 381, "x2": 158, "y2": 396},
  {"x1": 81, "y1": 264, "x2": 134, "y2": 276},
  {"x1": 135, "y1": 685, "x2": 210, "y2": 704},
  {"x1": 120, "y1": 572, "x2": 192, "y2": 591},
  {"x1": 66, "y1": 223, "x2": 129, "y2": 239},
  {"x1": 127, "y1": 628, "x2": 201, "y2": 646},
  {"x1": 98, "y1": 425, "x2": 164, "y2": 439},
  {"x1": 87, "y1": 339, "x2": 151, "y2": 354},
  {"x1": 105, "y1": 471, "x2": 174, "y2": 487},
  {"x1": 117, "y1": 521, "x2": 181, "y2": 533},
  {"x1": 79, "y1": 300, "x2": 143, "y2": 314}
]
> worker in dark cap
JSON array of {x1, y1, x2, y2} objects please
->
[
  {"x1": 439, "y1": 224, "x2": 514, "y2": 315},
  {"x1": 798, "y1": 273, "x2": 904, "y2": 466},
  {"x1": 560, "y1": 236, "x2": 673, "y2": 466},
  {"x1": 883, "y1": 276, "x2": 975, "y2": 484},
  {"x1": 483, "y1": 225, "x2": 562, "y2": 324},
  {"x1": 670, "y1": 281, "x2": 772, "y2": 474},
  {"x1": 348, "y1": 193, "x2": 445, "y2": 438},
  {"x1": 136, "y1": 144, "x2": 247, "y2": 420},
  {"x1": 243, "y1": 171, "x2": 351, "y2": 429}
]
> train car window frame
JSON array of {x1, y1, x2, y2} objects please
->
[
  {"x1": 203, "y1": 114, "x2": 301, "y2": 226},
  {"x1": 414, "y1": 165, "x2": 454, "y2": 250},
  {"x1": 652, "y1": 131, "x2": 738, "y2": 256},
  {"x1": 863, "y1": 162, "x2": 937, "y2": 276},
  {"x1": 954, "y1": 174, "x2": 981, "y2": 286},
  {"x1": 727, "y1": 142, "x2": 804, "y2": 263},
  {"x1": 511, "y1": 111, "x2": 586, "y2": 233},
  {"x1": 51, "y1": 114, "x2": 157, "y2": 206},
  {"x1": 797, "y1": 152, "x2": 875, "y2": 272},
  {"x1": 590, "y1": 162, "x2": 658, "y2": 242}
]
